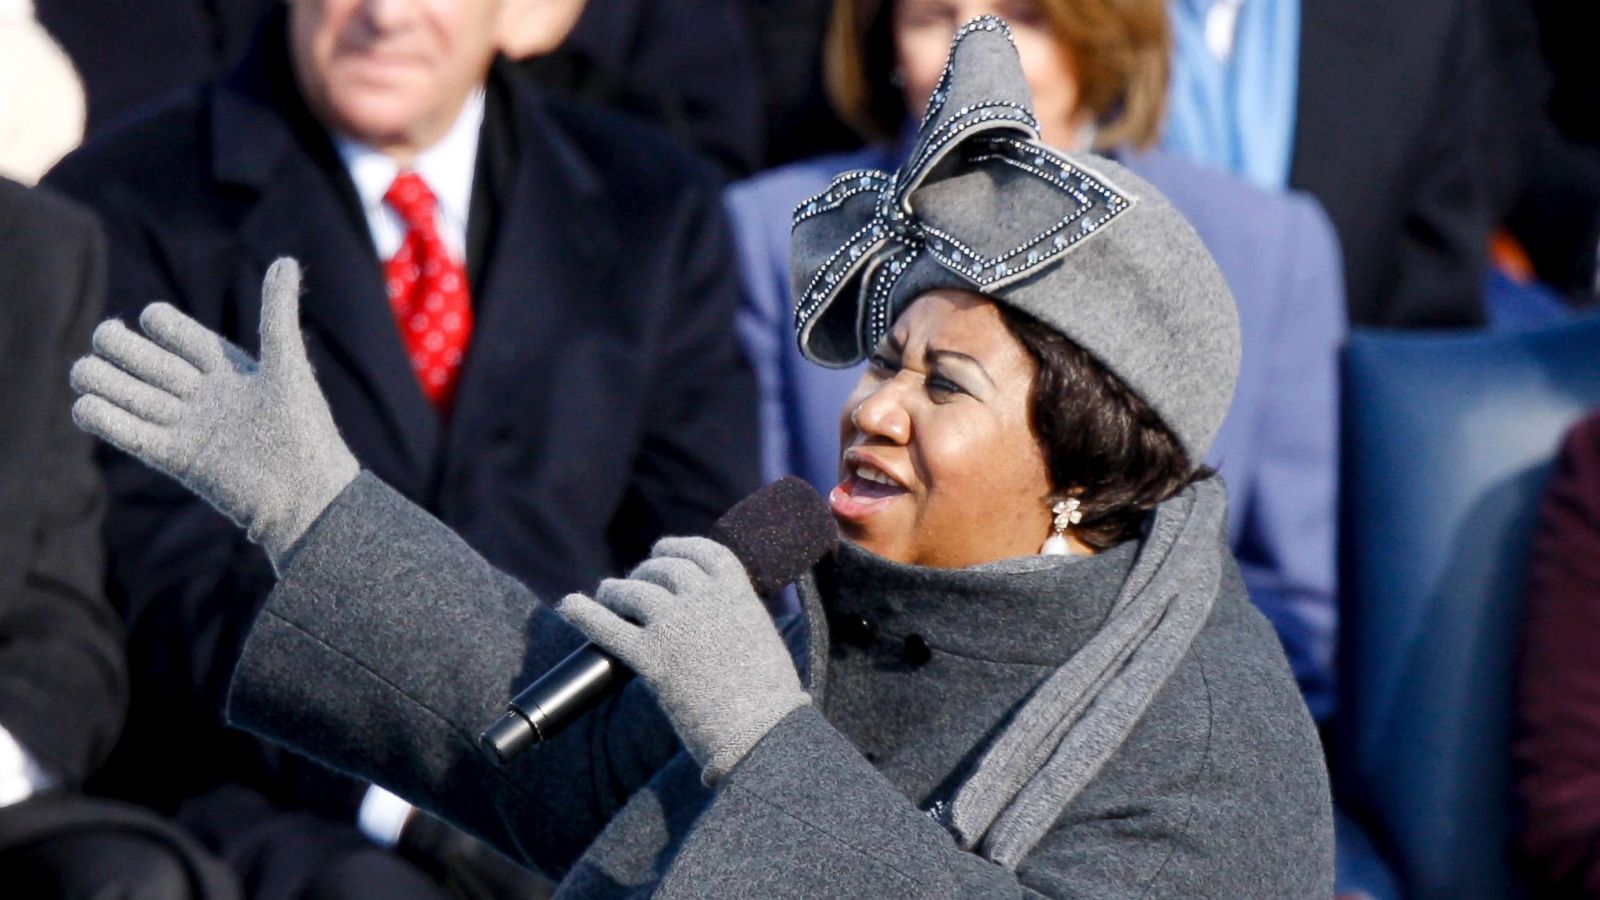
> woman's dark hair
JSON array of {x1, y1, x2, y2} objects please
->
[{"x1": 997, "y1": 304, "x2": 1207, "y2": 550}]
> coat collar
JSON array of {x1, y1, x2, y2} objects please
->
[
  {"x1": 818, "y1": 541, "x2": 1133, "y2": 666},
  {"x1": 787, "y1": 536, "x2": 1137, "y2": 700}
]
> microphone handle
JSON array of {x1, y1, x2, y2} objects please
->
[
  {"x1": 479, "y1": 643, "x2": 633, "y2": 765},
  {"x1": 478, "y1": 476, "x2": 836, "y2": 767}
]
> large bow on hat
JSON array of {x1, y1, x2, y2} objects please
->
[{"x1": 790, "y1": 16, "x2": 1135, "y2": 367}]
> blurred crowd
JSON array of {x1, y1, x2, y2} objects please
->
[{"x1": 0, "y1": 0, "x2": 1597, "y2": 897}]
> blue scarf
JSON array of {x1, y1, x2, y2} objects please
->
[{"x1": 1161, "y1": 0, "x2": 1300, "y2": 190}]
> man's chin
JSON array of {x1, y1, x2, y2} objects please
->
[{"x1": 325, "y1": 97, "x2": 433, "y2": 147}]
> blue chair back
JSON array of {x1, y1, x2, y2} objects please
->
[{"x1": 1339, "y1": 313, "x2": 1600, "y2": 899}]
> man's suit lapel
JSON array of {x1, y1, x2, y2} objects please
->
[
  {"x1": 445, "y1": 71, "x2": 614, "y2": 455},
  {"x1": 208, "y1": 54, "x2": 441, "y2": 492}
]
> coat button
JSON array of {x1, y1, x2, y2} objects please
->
[
  {"x1": 903, "y1": 634, "x2": 932, "y2": 667},
  {"x1": 833, "y1": 613, "x2": 875, "y2": 647}
]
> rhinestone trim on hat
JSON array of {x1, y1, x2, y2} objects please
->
[
  {"x1": 790, "y1": 14, "x2": 1133, "y2": 366},
  {"x1": 919, "y1": 136, "x2": 1131, "y2": 289},
  {"x1": 792, "y1": 136, "x2": 1133, "y2": 356},
  {"x1": 919, "y1": 15, "x2": 1021, "y2": 131},
  {"x1": 792, "y1": 170, "x2": 892, "y2": 226}
]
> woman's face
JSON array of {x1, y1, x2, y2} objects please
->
[
  {"x1": 891, "y1": 0, "x2": 1085, "y2": 148},
  {"x1": 832, "y1": 290, "x2": 1056, "y2": 568}
]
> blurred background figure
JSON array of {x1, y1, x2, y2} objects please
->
[
  {"x1": 1482, "y1": 0, "x2": 1600, "y2": 316},
  {"x1": 0, "y1": 0, "x2": 86, "y2": 183},
  {"x1": 740, "y1": 0, "x2": 861, "y2": 166},
  {"x1": 501, "y1": 0, "x2": 765, "y2": 179},
  {"x1": 1516, "y1": 411, "x2": 1600, "y2": 896},
  {"x1": 1160, "y1": 0, "x2": 1295, "y2": 192},
  {"x1": 0, "y1": 176, "x2": 240, "y2": 899},
  {"x1": 44, "y1": 0, "x2": 757, "y2": 896},
  {"x1": 729, "y1": 0, "x2": 1345, "y2": 723},
  {"x1": 1163, "y1": 0, "x2": 1495, "y2": 328},
  {"x1": 33, "y1": 0, "x2": 272, "y2": 136}
]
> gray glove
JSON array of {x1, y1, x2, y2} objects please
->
[
  {"x1": 69, "y1": 258, "x2": 358, "y2": 570},
  {"x1": 557, "y1": 536, "x2": 810, "y2": 784}
]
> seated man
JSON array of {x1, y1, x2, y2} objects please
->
[
  {"x1": 0, "y1": 176, "x2": 238, "y2": 899},
  {"x1": 45, "y1": 0, "x2": 758, "y2": 895}
]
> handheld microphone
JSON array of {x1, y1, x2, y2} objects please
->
[{"x1": 479, "y1": 477, "x2": 838, "y2": 766}]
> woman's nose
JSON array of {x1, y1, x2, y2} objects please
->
[{"x1": 851, "y1": 381, "x2": 912, "y2": 444}]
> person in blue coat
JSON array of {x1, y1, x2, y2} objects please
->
[{"x1": 730, "y1": 0, "x2": 1345, "y2": 720}]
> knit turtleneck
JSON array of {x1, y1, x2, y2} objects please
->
[{"x1": 803, "y1": 540, "x2": 1137, "y2": 808}]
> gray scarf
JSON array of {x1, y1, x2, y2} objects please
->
[
  {"x1": 791, "y1": 477, "x2": 1228, "y2": 869},
  {"x1": 947, "y1": 477, "x2": 1228, "y2": 867}
]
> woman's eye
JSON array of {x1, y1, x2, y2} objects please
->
[{"x1": 927, "y1": 375, "x2": 964, "y2": 397}]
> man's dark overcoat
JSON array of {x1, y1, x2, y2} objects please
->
[
  {"x1": 44, "y1": 12, "x2": 759, "y2": 825},
  {"x1": 0, "y1": 179, "x2": 244, "y2": 898},
  {"x1": 0, "y1": 177, "x2": 120, "y2": 794}
]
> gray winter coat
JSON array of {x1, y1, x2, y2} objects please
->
[{"x1": 227, "y1": 473, "x2": 1334, "y2": 897}]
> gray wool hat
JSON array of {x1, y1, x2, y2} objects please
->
[{"x1": 790, "y1": 15, "x2": 1241, "y2": 465}]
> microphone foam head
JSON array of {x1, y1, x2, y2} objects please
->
[{"x1": 710, "y1": 476, "x2": 839, "y2": 596}]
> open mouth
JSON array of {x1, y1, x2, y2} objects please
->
[{"x1": 829, "y1": 461, "x2": 909, "y2": 522}]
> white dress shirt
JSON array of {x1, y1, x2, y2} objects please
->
[
  {"x1": 0, "y1": 723, "x2": 55, "y2": 807},
  {"x1": 334, "y1": 87, "x2": 485, "y2": 264}
]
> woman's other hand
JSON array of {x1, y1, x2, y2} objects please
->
[
  {"x1": 556, "y1": 536, "x2": 810, "y2": 784},
  {"x1": 69, "y1": 257, "x2": 358, "y2": 570}
]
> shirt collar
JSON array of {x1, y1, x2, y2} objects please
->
[{"x1": 334, "y1": 86, "x2": 486, "y2": 227}]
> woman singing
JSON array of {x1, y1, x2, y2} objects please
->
[{"x1": 69, "y1": 19, "x2": 1332, "y2": 897}]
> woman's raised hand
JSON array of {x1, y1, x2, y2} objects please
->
[{"x1": 69, "y1": 257, "x2": 358, "y2": 570}]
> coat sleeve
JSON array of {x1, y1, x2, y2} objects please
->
[
  {"x1": 0, "y1": 196, "x2": 125, "y2": 785},
  {"x1": 1515, "y1": 413, "x2": 1600, "y2": 894},
  {"x1": 227, "y1": 472, "x2": 684, "y2": 882},
  {"x1": 1230, "y1": 195, "x2": 1346, "y2": 722}
]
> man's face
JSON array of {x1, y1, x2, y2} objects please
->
[{"x1": 289, "y1": 0, "x2": 503, "y2": 159}]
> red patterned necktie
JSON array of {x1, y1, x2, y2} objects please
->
[{"x1": 383, "y1": 170, "x2": 473, "y2": 410}]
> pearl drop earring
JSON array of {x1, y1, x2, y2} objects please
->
[{"x1": 1040, "y1": 497, "x2": 1082, "y2": 556}]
